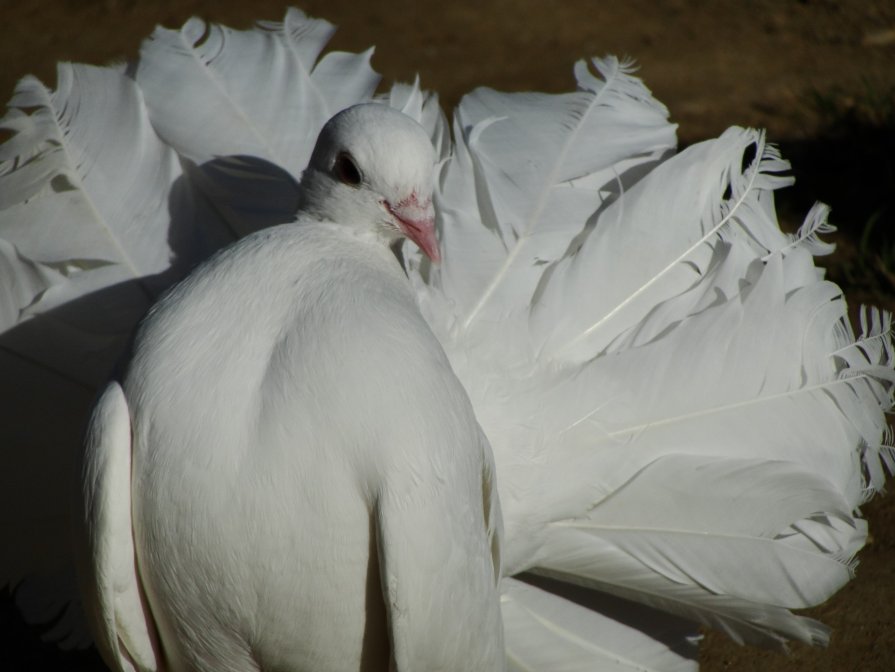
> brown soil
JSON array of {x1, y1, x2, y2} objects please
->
[{"x1": 2, "y1": 1, "x2": 894, "y2": 670}]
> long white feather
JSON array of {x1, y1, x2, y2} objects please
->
[
  {"x1": 135, "y1": 8, "x2": 379, "y2": 175},
  {"x1": 501, "y1": 577, "x2": 699, "y2": 672}
]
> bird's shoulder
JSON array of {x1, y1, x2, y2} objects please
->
[
  {"x1": 126, "y1": 219, "x2": 454, "y2": 432},
  {"x1": 136, "y1": 219, "x2": 416, "y2": 350}
]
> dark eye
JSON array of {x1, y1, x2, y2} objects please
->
[{"x1": 334, "y1": 151, "x2": 362, "y2": 187}]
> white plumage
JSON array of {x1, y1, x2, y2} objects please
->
[
  {"x1": 78, "y1": 103, "x2": 504, "y2": 672},
  {"x1": 1, "y1": 8, "x2": 892, "y2": 672}
]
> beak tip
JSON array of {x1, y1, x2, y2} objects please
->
[
  {"x1": 388, "y1": 196, "x2": 439, "y2": 262},
  {"x1": 414, "y1": 224, "x2": 440, "y2": 263}
]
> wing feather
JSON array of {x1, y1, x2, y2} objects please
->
[{"x1": 78, "y1": 382, "x2": 159, "y2": 672}]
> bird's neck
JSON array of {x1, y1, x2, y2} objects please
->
[{"x1": 296, "y1": 170, "x2": 400, "y2": 252}]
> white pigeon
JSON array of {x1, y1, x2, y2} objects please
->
[
  {"x1": 1, "y1": 8, "x2": 892, "y2": 672},
  {"x1": 79, "y1": 103, "x2": 505, "y2": 672}
]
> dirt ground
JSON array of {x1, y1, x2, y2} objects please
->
[{"x1": 1, "y1": 1, "x2": 894, "y2": 670}]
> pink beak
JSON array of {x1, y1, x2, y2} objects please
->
[{"x1": 387, "y1": 193, "x2": 440, "y2": 262}]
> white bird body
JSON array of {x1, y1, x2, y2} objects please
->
[
  {"x1": 1, "y1": 8, "x2": 893, "y2": 672},
  {"x1": 80, "y1": 109, "x2": 504, "y2": 672}
]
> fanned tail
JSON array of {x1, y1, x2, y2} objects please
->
[{"x1": 412, "y1": 61, "x2": 895, "y2": 652}]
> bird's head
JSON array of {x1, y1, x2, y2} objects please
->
[{"x1": 297, "y1": 104, "x2": 439, "y2": 261}]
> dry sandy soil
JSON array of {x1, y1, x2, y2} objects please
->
[{"x1": 1, "y1": 1, "x2": 894, "y2": 670}]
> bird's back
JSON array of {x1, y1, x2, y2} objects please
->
[{"x1": 124, "y1": 221, "x2": 503, "y2": 672}]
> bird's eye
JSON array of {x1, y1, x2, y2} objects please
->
[{"x1": 334, "y1": 152, "x2": 362, "y2": 187}]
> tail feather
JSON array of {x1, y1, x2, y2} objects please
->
[
  {"x1": 502, "y1": 576, "x2": 699, "y2": 672},
  {"x1": 134, "y1": 8, "x2": 379, "y2": 176},
  {"x1": 532, "y1": 553, "x2": 833, "y2": 649}
]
